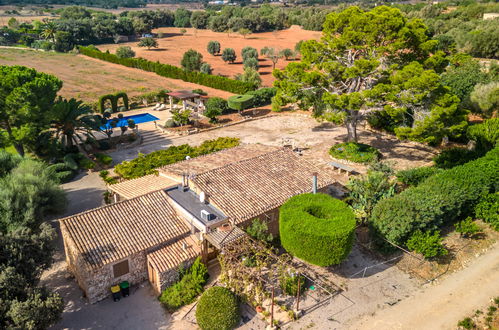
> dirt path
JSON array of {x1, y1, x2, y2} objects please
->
[{"x1": 351, "y1": 243, "x2": 499, "y2": 330}]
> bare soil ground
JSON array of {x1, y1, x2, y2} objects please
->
[
  {"x1": 0, "y1": 47, "x2": 233, "y2": 102},
  {"x1": 352, "y1": 242, "x2": 499, "y2": 330},
  {"x1": 395, "y1": 221, "x2": 499, "y2": 282},
  {"x1": 98, "y1": 26, "x2": 321, "y2": 87}
]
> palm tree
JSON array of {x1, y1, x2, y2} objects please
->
[
  {"x1": 41, "y1": 19, "x2": 58, "y2": 43},
  {"x1": 51, "y1": 97, "x2": 100, "y2": 148}
]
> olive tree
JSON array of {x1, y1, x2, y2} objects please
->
[
  {"x1": 115, "y1": 46, "x2": 135, "y2": 58},
  {"x1": 181, "y1": 49, "x2": 203, "y2": 72},
  {"x1": 207, "y1": 40, "x2": 221, "y2": 56},
  {"x1": 138, "y1": 37, "x2": 158, "y2": 50},
  {"x1": 222, "y1": 48, "x2": 237, "y2": 64}
]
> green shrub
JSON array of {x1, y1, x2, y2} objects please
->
[
  {"x1": 329, "y1": 142, "x2": 381, "y2": 164},
  {"x1": 78, "y1": 158, "x2": 95, "y2": 170},
  {"x1": 206, "y1": 97, "x2": 229, "y2": 115},
  {"x1": 455, "y1": 217, "x2": 481, "y2": 238},
  {"x1": 165, "y1": 119, "x2": 177, "y2": 128},
  {"x1": 115, "y1": 137, "x2": 240, "y2": 179},
  {"x1": 433, "y1": 147, "x2": 479, "y2": 169},
  {"x1": 95, "y1": 153, "x2": 113, "y2": 166},
  {"x1": 467, "y1": 118, "x2": 499, "y2": 153},
  {"x1": 79, "y1": 46, "x2": 254, "y2": 94},
  {"x1": 279, "y1": 193, "x2": 356, "y2": 266},
  {"x1": 280, "y1": 273, "x2": 305, "y2": 296},
  {"x1": 245, "y1": 218, "x2": 273, "y2": 243},
  {"x1": 372, "y1": 147, "x2": 499, "y2": 245},
  {"x1": 159, "y1": 257, "x2": 208, "y2": 312},
  {"x1": 227, "y1": 94, "x2": 254, "y2": 112},
  {"x1": 406, "y1": 230, "x2": 448, "y2": 259},
  {"x1": 475, "y1": 193, "x2": 499, "y2": 231},
  {"x1": 396, "y1": 166, "x2": 443, "y2": 186},
  {"x1": 196, "y1": 286, "x2": 240, "y2": 330},
  {"x1": 457, "y1": 317, "x2": 475, "y2": 329},
  {"x1": 115, "y1": 46, "x2": 135, "y2": 59},
  {"x1": 246, "y1": 87, "x2": 276, "y2": 107}
]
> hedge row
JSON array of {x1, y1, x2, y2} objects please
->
[
  {"x1": 396, "y1": 166, "x2": 443, "y2": 186},
  {"x1": 371, "y1": 147, "x2": 499, "y2": 245},
  {"x1": 114, "y1": 137, "x2": 240, "y2": 179},
  {"x1": 279, "y1": 193, "x2": 356, "y2": 266},
  {"x1": 79, "y1": 46, "x2": 255, "y2": 94}
]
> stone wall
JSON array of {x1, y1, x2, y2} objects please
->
[
  {"x1": 152, "y1": 257, "x2": 197, "y2": 294},
  {"x1": 84, "y1": 252, "x2": 148, "y2": 303},
  {"x1": 61, "y1": 223, "x2": 151, "y2": 303}
]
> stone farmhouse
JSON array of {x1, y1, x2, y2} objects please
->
[{"x1": 60, "y1": 145, "x2": 343, "y2": 303}]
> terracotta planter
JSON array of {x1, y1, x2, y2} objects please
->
[{"x1": 256, "y1": 306, "x2": 263, "y2": 313}]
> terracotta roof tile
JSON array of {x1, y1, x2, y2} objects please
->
[
  {"x1": 159, "y1": 144, "x2": 279, "y2": 178},
  {"x1": 147, "y1": 235, "x2": 201, "y2": 273},
  {"x1": 192, "y1": 148, "x2": 338, "y2": 224},
  {"x1": 108, "y1": 174, "x2": 178, "y2": 199},
  {"x1": 60, "y1": 191, "x2": 189, "y2": 269}
]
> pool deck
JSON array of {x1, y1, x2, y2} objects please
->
[{"x1": 92, "y1": 106, "x2": 172, "y2": 140}]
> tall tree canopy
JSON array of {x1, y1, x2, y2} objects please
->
[
  {"x1": 0, "y1": 153, "x2": 66, "y2": 329},
  {"x1": 0, "y1": 66, "x2": 62, "y2": 156},
  {"x1": 273, "y1": 6, "x2": 465, "y2": 145}
]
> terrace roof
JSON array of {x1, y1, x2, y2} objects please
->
[
  {"x1": 159, "y1": 144, "x2": 279, "y2": 179},
  {"x1": 147, "y1": 235, "x2": 201, "y2": 274},
  {"x1": 166, "y1": 90, "x2": 200, "y2": 100},
  {"x1": 191, "y1": 148, "x2": 339, "y2": 224},
  {"x1": 60, "y1": 190, "x2": 189, "y2": 269},
  {"x1": 108, "y1": 174, "x2": 178, "y2": 199}
]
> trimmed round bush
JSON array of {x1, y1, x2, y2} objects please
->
[
  {"x1": 279, "y1": 193, "x2": 356, "y2": 266},
  {"x1": 196, "y1": 286, "x2": 240, "y2": 330},
  {"x1": 228, "y1": 94, "x2": 254, "y2": 112},
  {"x1": 329, "y1": 142, "x2": 380, "y2": 163}
]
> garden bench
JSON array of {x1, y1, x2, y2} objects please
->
[{"x1": 328, "y1": 161, "x2": 357, "y2": 176}]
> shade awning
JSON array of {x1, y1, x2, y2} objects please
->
[{"x1": 205, "y1": 225, "x2": 247, "y2": 250}]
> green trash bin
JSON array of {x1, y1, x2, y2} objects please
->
[{"x1": 120, "y1": 281, "x2": 130, "y2": 297}]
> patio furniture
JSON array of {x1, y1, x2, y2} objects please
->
[{"x1": 152, "y1": 103, "x2": 161, "y2": 110}]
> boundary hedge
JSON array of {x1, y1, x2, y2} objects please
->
[
  {"x1": 79, "y1": 46, "x2": 255, "y2": 94},
  {"x1": 372, "y1": 147, "x2": 499, "y2": 245},
  {"x1": 279, "y1": 193, "x2": 356, "y2": 266}
]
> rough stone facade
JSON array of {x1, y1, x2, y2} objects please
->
[{"x1": 62, "y1": 222, "x2": 158, "y2": 303}]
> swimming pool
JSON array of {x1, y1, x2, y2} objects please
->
[{"x1": 101, "y1": 113, "x2": 159, "y2": 130}]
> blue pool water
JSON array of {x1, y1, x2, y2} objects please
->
[{"x1": 101, "y1": 113, "x2": 159, "y2": 130}]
